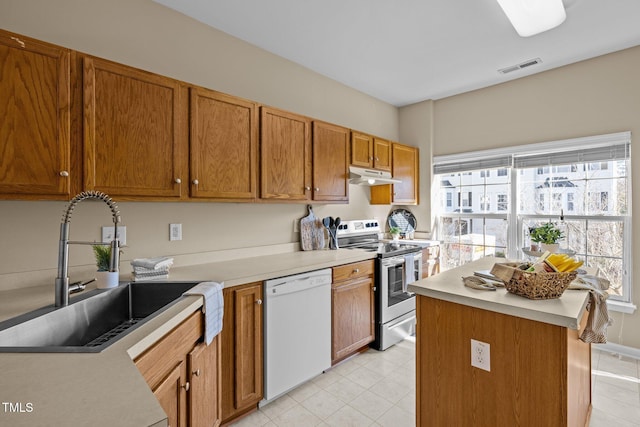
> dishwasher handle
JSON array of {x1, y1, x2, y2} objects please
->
[{"x1": 266, "y1": 275, "x2": 331, "y2": 297}]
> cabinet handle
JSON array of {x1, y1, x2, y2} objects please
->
[
  {"x1": 375, "y1": 157, "x2": 379, "y2": 161},
  {"x1": 193, "y1": 179, "x2": 199, "y2": 185},
  {"x1": 181, "y1": 382, "x2": 190, "y2": 391},
  {"x1": 372, "y1": 287, "x2": 377, "y2": 291},
  {"x1": 305, "y1": 186, "x2": 311, "y2": 191},
  {"x1": 10, "y1": 36, "x2": 25, "y2": 48},
  {"x1": 353, "y1": 268, "x2": 360, "y2": 273},
  {"x1": 369, "y1": 156, "x2": 374, "y2": 161},
  {"x1": 315, "y1": 187, "x2": 320, "y2": 192},
  {"x1": 59, "y1": 171, "x2": 69, "y2": 177},
  {"x1": 192, "y1": 369, "x2": 201, "y2": 377},
  {"x1": 175, "y1": 178, "x2": 182, "y2": 184},
  {"x1": 256, "y1": 299, "x2": 262, "y2": 305}
]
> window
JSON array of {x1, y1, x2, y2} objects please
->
[
  {"x1": 432, "y1": 132, "x2": 632, "y2": 309},
  {"x1": 497, "y1": 194, "x2": 508, "y2": 211}
]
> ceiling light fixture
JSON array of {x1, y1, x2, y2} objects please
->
[{"x1": 496, "y1": 0, "x2": 566, "y2": 37}]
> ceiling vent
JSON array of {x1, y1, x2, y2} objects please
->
[{"x1": 498, "y1": 58, "x2": 542, "y2": 74}]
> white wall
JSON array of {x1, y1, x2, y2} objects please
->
[
  {"x1": 433, "y1": 45, "x2": 640, "y2": 349},
  {"x1": 0, "y1": 0, "x2": 411, "y2": 289}
]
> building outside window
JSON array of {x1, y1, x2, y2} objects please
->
[{"x1": 432, "y1": 132, "x2": 632, "y2": 309}]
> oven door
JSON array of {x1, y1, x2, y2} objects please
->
[{"x1": 379, "y1": 252, "x2": 422, "y2": 323}]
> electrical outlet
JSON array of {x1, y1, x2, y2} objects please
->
[
  {"x1": 293, "y1": 219, "x2": 300, "y2": 233},
  {"x1": 102, "y1": 226, "x2": 126, "y2": 245},
  {"x1": 471, "y1": 339, "x2": 491, "y2": 371},
  {"x1": 170, "y1": 223, "x2": 182, "y2": 241}
]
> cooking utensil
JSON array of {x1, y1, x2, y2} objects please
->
[
  {"x1": 332, "y1": 217, "x2": 341, "y2": 249},
  {"x1": 323, "y1": 216, "x2": 338, "y2": 250}
]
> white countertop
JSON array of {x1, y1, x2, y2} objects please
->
[
  {"x1": 0, "y1": 248, "x2": 376, "y2": 427},
  {"x1": 408, "y1": 256, "x2": 591, "y2": 330}
]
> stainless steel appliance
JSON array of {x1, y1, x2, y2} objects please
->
[
  {"x1": 337, "y1": 219, "x2": 423, "y2": 350},
  {"x1": 262, "y1": 269, "x2": 332, "y2": 404}
]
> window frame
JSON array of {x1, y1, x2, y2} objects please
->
[{"x1": 432, "y1": 132, "x2": 634, "y2": 312}]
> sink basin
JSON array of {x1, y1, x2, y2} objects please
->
[{"x1": 0, "y1": 281, "x2": 200, "y2": 353}]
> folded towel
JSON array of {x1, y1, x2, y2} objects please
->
[
  {"x1": 131, "y1": 272, "x2": 170, "y2": 282},
  {"x1": 131, "y1": 256, "x2": 174, "y2": 271},
  {"x1": 132, "y1": 265, "x2": 171, "y2": 275},
  {"x1": 568, "y1": 275, "x2": 612, "y2": 343},
  {"x1": 184, "y1": 282, "x2": 224, "y2": 345},
  {"x1": 404, "y1": 254, "x2": 415, "y2": 291}
]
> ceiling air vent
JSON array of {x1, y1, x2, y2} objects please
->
[{"x1": 498, "y1": 58, "x2": 542, "y2": 74}]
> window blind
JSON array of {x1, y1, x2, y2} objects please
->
[{"x1": 433, "y1": 131, "x2": 631, "y2": 174}]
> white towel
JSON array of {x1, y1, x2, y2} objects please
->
[
  {"x1": 404, "y1": 254, "x2": 415, "y2": 291},
  {"x1": 184, "y1": 282, "x2": 224, "y2": 345},
  {"x1": 131, "y1": 256, "x2": 174, "y2": 271}
]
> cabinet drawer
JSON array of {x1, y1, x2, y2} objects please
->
[
  {"x1": 333, "y1": 260, "x2": 375, "y2": 283},
  {"x1": 135, "y1": 311, "x2": 203, "y2": 390}
]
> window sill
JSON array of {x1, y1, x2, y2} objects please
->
[{"x1": 607, "y1": 299, "x2": 637, "y2": 314}]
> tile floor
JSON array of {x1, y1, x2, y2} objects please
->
[{"x1": 231, "y1": 339, "x2": 640, "y2": 427}]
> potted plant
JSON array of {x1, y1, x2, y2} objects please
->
[
  {"x1": 92, "y1": 244, "x2": 119, "y2": 289},
  {"x1": 530, "y1": 222, "x2": 564, "y2": 253},
  {"x1": 389, "y1": 226, "x2": 401, "y2": 241}
]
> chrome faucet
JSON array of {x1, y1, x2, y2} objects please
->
[{"x1": 55, "y1": 191, "x2": 121, "y2": 307}]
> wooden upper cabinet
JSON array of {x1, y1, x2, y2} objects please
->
[
  {"x1": 0, "y1": 30, "x2": 71, "y2": 199},
  {"x1": 190, "y1": 87, "x2": 258, "y2": 201},
  {"x1": 371, "y1": 143, "x2": 419, "y2": 205},
  {"x1": 350, "y1": 132, "x2": 373, "y2": 168},
  {"x1": 312, "y1": 121, "x2": 349, "y2": 202},
  {"x1": 83, "y1": 56, "x2": 187, "y2": 199},
  {"x1": 351, "y1": 132, "x2": 391, "y2": 171},
  {"x1": 373, "y1": 137, "x2": 392, "y2": 171},
  {"x1": 260, "y1": 107, "x2": 311, "y2": 201}
]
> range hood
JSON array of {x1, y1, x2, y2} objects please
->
[{"x1": 349, "y1": 166, "x2": 402, "y2": 186}]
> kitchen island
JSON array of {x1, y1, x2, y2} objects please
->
[{"x1": 408, "y1": 257, "x2": 592, "y2": 427}]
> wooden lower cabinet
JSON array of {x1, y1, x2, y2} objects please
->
[
  {"x1": 135, "y1": 311, "x2": 221, "y2": 427},
  {"x1": 416, "y1": 296, "x2": 591, "y2": 426},
  {"x1": 220, "y1": 282, "x2": 263, "y2": 425},
  {"x1": 331, "y1": 260, "x2": 375, "y2": 365}
]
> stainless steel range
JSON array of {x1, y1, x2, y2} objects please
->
[{"x1": 337, "y1": 219, "x2": 422, "y2": 350}]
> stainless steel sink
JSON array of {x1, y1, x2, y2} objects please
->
[{"x1": 0, "y1": 281, "x2": 200, "y2": 353}]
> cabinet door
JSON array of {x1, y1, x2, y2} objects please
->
[
  {"x1": 190, "y1": 88, "x2": 258, "y2": 200},
  {"x1": 0, "y1": 31, "x2": 71, "y2": 198},
  {"x1": 312, "y1": 121, "x2": 349, "y2": 202},
  {"x1": 83, "y1": 56, "x2": 187, "y2": 199},
  {"x1": 260, "y1": 107, "x2": 311, "y2": 201},
  {"x1": 351, "y1": 132, "x2": 373, "y2": 168},
  {"x1": 221, "y1": 283, "x2": 263, "y2": 424},
  {"x1": 153, "y1": 362, "x2": 187, "y2": 427},
  {"x1": 392, "y1": 143, "x2": 419, "y2": 204},
  {"x1": 371, "y1": 143, "x2": 419, "y2": 205},
  {"x1": 373, "y1": 138, "x2": 392, "y2": 171},
  {"x1": 189, "y1": 337, "x2": 221, "y2": 427},
  {"x1": 332, "y1": 277, "x2": 375, "y2": 363}
]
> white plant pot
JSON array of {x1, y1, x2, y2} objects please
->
[
  {"x1": 96, "y1": 271, "x2": 119, "y2": 289},
  {"x1": 391, "y1": 233, "x2": 400, "y2": 241},
  {"x1": 540, "y1": 243, "x2": 559, "y2": 254}
]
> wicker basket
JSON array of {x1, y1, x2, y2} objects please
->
[{"x1": 490, "y1": 263, "x2": 577, "y2": 300}]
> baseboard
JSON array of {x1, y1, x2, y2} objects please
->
[{"x1": 593, "y1": 342, "x2": 640, "y2": 360}]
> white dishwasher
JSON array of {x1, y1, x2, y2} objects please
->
[{"x1": 263, "y1": 268, "x2": 332, "y2": 404}]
